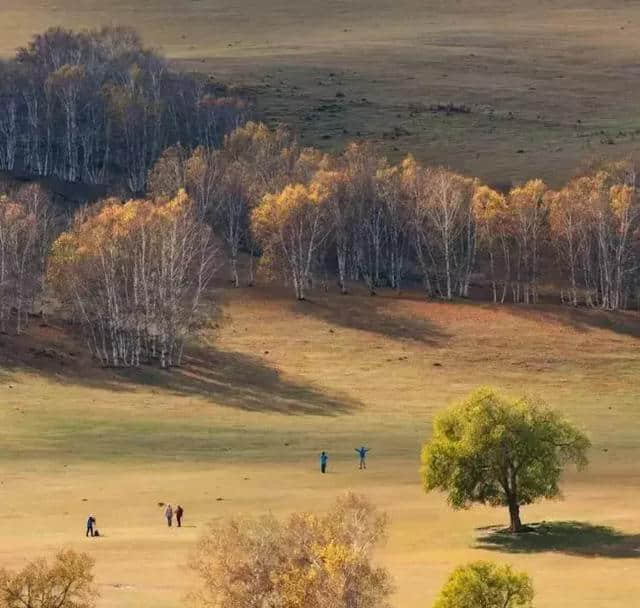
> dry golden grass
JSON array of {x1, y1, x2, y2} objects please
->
[
  {"x1": 1, "y1": 285, "x2": 640, "y2": 607},
  {"x1": 4, "y1": 1, "x2": 640, "y2": 185}
]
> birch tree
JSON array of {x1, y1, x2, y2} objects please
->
[{"x1": 251, "y1": 182, "x2": 329, "y2": 300}]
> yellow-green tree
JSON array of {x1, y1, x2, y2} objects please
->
[
  {"x1": 190, "y1": 493, "x2": 392, "y2": 608},
  {"x1": 0, "y1": 549, "x2": 97, "y2": 608},
  {"x1": 434, "y1": 561, "x2": 533, "y2": 608},
  {"x1": 251, "y1": 182, "x2": 329, "y2": 300},
  {"x1": 421, "y1": 387, "x2": 590, "y2": 532}
]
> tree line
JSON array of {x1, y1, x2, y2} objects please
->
[
  {"x1": 0, "y1": 26, "x2": 249, "y2": 191},
  {"x1": 1, "y1": 121, "x2": 639, "y2": 364},
  {"x1": 147, "y1": 122, "x2": 640, "y2": 309}
]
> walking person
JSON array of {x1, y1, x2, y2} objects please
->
[
  {"x1": 86, "y1": 514, "x2": 96, "y2": 538},
  {"x1": 320, "y1": 451, "x2": 328, "y2": 474},
  {"x1": 355, "y1": 446, "x2": 370, "y2": 469},
  {"x1": 164, "y1": 504, "x2": 173, "y2": 527},
  {"x1": 176, "y1": 505, "x2": 184, "y2": 528}
]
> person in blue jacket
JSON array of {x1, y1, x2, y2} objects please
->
[
  {"x1": 320, "y1": 451, "x2": 328, "y2": 473},
  {"x1": 355, "y1": 446, "x2": 370, "y2": 469}
]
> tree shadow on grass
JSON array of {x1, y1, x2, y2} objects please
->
[
  {"x1": 114, "y1": 344, "x2": 359, "y2": 416},
  {"x1": 476, "y1": 521, "x2": 640, "y2": 558},
  {"x1": 0, "y1": 329, "x2": 359, "y2": 416},
  {"x1": 286, "y1": 289, "x2": 449, "y2": 345},
  {"x1": 496, "y1": 302, "x2": 640, "y2": 341}
]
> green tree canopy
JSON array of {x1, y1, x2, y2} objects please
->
[
  {"x1": 420, "y1": 387, "x2": 590, "y2": 532},
  {"x1": 434, "y1": 561, "x2": 534, "y2": 608}
]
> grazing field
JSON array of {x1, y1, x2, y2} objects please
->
[
  {"x1": 1, "y1": 286, "x2": 640, "y2": 607},
  {"x1": 4, "y1": 1, "x2": 640, "y2": 186}
]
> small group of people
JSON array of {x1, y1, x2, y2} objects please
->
[
  {"x1": 320, "y1": 446, "x2": 370, "y2": 473},
  {"x1": 83, "y1": 447, "x2": 370, "y2": 537},
  {"x1": 85, "y1": 504, "x2": 185, "y2": 537},
  {"x1": 164, "y1": 504, "x2": 184, "y2": 527}
]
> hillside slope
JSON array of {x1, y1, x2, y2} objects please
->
[{"x1": 3, "y1": 1, "x2": 640, "y2": 185}]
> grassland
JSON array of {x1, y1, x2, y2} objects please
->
[
  {"x1": 5, "y1": 1, "x2": 640, "y2": 186},
  {"x1": 2, "y1": 2, "x2": 640, "y2": 605},
  {"x1": 2, "y1": 285, "x2": 640, "y2": 607}
]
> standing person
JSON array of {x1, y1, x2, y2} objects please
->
[
  {"x1": 164, "y1": 504, "x2": 173, "y2": 527},
  {"x1": 86, "y1": 514, "x2": 96, "y2": 537},
  {"x1": 320, "y1": 451, "x2": 328, "y2": 474},
  {"x1": 355, "y1": 446, "x2": 370, "y2": 469},
  {"x1": 176, "y1": 505, "x2": 184, "y2": 528}
]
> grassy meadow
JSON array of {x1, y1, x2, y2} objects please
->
[
  {"x1": 2, "y1": 285, "x2": 640, "y2": 607},
  {"x1": 2, "y1": 2, "x2": 640, "y2": 606},
  {"x1": 3, "y1": 1, "x2": 640, "y2": 186}
]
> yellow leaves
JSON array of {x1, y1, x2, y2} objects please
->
[
  {"x1": 472, "y1": 186, "x2": 508, "y2": 240},
  {"x1": 50, "y1": 191, "x2": 196, "y2": 275},
  {"x1": 508, "y1": 179, "x2": 546, "y2": 218},
  {"x1": 191, "y1": 493, "x2": 390, "y2": 608},
  {"x1": 610, "y1": 184, "x2": 634, "y2": 219},
  {"x1": 251, "y1": 182, "x2": 327, "y2": 244},
  {"x1": 316, "y1": 541, "x2": 357, "y2": 576}
]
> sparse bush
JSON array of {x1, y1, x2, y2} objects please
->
[
  {"x1": 189, "y1": 492, "x2": 393, "y2": 608},
  {"x1": 0, "y1": 549, "x2": 97, "y2": 608}
]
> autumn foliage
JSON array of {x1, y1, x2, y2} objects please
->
[
  {"x1": 48, "y1": 190, "x2": 218, "y2": 367},
  {"x1": 190, "y1": 493, "x2": 392, "y2": 608},
  {"x1": 0, "y1": 549, "x2": 97, "y2": 608}
]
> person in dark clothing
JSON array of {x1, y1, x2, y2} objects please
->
[
  {"x1": 320, "y1": 451, "x2": 328, "y2": 473},
  {"x1": 355, "y1": 446, "x2": 370, "y2": 469},
  {"x1": 176, "y1": 505, "x2": 184, "y2": 527},
  {"x1": 86, "y1": 515, "x2": 96, "y2": 537}
]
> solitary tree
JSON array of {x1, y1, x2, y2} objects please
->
[
  {"x1": 190, "y1": 493, "x2": 392, "y2": 608},
  {"x1": 420, "y1": 387, "x2": 590, "y2": 532},
  {"x1": 434, "y1": 561, "x2": 533, "y2": 608},
  {"x1": 0, "y1": 549, "x2": 97, "y2": 608}
]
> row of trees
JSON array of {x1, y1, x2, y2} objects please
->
[
  {"x1": 0, "y1": 26, "x2": 248, "y2": 191},
  {"x1": 148, "y1": 122, "x2": 640, "y2": 309}
]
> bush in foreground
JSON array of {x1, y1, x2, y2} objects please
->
[
  {"x1": 0, "y1": 549, "x2": 97, "y2": 608},
  {"x1": 434, "y1": 561, "x2": 534, "y2": 608},
  {"x1": 189, "y1": 492, "x2": 393, "y2": 608}
]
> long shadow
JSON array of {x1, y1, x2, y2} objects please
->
[
  {"x1": 0, "y1": 329, "x2": 359, "y2": 416},
  {"x1": 476, "y1": 521, "x2": 640, "y2": 558},
  {"x1": 286, "y1": 288, "x2": 449, "y2": 345},
  {"x1": 497, "y1": 302, "x2": 640, "y2": 341},
  {"x1": 113, "y1": 344, "x2": 359, "y2": 415}
]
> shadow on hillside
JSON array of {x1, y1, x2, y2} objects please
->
[
  {"x1": 116, "y1": 344, "x2": 359, "y2": 415},
  {"x1": 288, "y1": 290, "x2": 449, "y2": 345},
  {"x1": 476, "y1": 521, "x2": 640, "y2": 558},
  {"x1": 0, "y1": 332, "x2": 358, "y2": 416},
  {"x1": 497, "y1": 302, "x2": 640, "y2": 340}
]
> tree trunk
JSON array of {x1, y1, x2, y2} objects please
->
[{"x1": 508, "y1": 500, "x2": 523, "y2": 533}]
